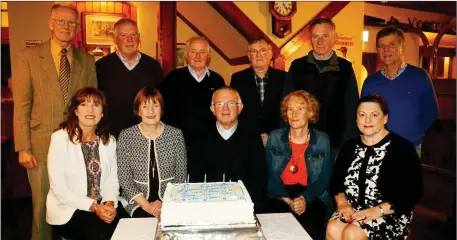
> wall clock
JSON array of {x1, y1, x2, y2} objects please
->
[{"x1": 269, "y1": 1, "x2": 297, "y2": 38}]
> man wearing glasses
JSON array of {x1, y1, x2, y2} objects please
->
[
  {"x1": 12, "y1": 4, "x2": 97, "y2": 240},
  {"x1": 194, "y1": 86, "x2": 267, "y2": 213},
  {"x1": 230, "y1": 37, "x2": 286, "y2": 147},
  {"x1": 282, "y1": 17, "x2": 359, "y2": 162},
  {"x1": 160, "y1": 36, "x2": 225, "y2": 182},
  {"x1": 96, "y1": 18, "x2": 163, "y2": 138}
]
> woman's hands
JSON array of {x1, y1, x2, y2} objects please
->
[
  {"x1": 293, "y1": 196, "x2": 306, "y2": 215},
  {"x1": 352, "y1": 206, "x2": 383, "y2": 223},
  {"x1": 335, "y1": 194, "x2": 388, "y2": 223},
  {"x1": 282, "y1": 197, "x2": 294, "y2": 211},
  {"x1": 282, "y1": 196, "x2": 306, "y2": 215},
  {"x1": 335, "y1": 193, "x2": 355, "y2": 222},
  {"x1": 138, "y1": 198, "x2": 161, "y2": 217},
  {"x1": 147, "y1": 200, "x2": 162, "y2": 217},
  {"x1": 93, "y1": 202, "x2": 117, "y2": 224},
  {"x1": 337, "y1": 201, "x2": 355, "y2": 222},
  {"x1": 135, "y1": 196, "x2": 161, "y2": 216}
]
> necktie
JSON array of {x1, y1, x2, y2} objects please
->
[{"x1": 59, "y1": 48, "x2": 70, "y2": 102}]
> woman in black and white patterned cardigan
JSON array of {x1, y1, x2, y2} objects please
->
[
  {"x1": 117, "y1": 87, "x2": 187, "y2": 217},
  {"x1": 326, "y1": 94, "x2": 423, "y2": 240}
]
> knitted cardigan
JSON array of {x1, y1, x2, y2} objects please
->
[{"x1": 117, "y1": 123, "x2": 187, "y2": 215}]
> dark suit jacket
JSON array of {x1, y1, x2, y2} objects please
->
[{"x1": 230, "y1": 67, "x2": 286, "y2": 135}]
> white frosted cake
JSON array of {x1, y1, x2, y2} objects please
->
[{"x1": 161, "y1": 180, "x2": 255, "y2": 229}]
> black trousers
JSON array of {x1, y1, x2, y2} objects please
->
[
  {"x1": 268, "y1": 184, "x2": 327, "y2": 240},
  {"x1": 52, "y1": 202, "x2": 129, "y2": 240}
]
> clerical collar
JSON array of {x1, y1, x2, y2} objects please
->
[
  {"x1": 216, "y1": 121, "x2": 238, "y2": 140},
  {"x1": 188, "y1": 65, "x2": 210, "y2": 83}
]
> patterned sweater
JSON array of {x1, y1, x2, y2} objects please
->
[{"x1": 117, "y1": 123, "x2": 187, "y2": 215}]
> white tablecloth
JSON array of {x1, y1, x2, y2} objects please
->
[{"x1": 111, "y1": 213, "x2": 312, "y2": 240}]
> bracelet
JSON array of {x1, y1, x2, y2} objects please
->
[{"x1": 378, "y1": 205, "x2": 384, "y2": 216}]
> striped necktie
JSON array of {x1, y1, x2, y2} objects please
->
[{"x1": 59, "y1": 48, "x2": 70, "y2": 102}]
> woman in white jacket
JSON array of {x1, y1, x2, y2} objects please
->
[{"x1": 46, "y1": 87, "x2": 126, "y2": 239}]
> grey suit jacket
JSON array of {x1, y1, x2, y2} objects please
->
[{"x1": 12, "y1": 40, "x2": 97, "y2": 161}]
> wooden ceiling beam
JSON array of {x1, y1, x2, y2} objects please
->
[
  {"x1": 208, "y1": 2, "x2": 281, "y2": 59},
  {"x1": 177, "y1": 11, "x2": 232, "y2": 65}
]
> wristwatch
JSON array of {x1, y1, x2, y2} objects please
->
[{"x1": 378, "y1": 205, "x2": 384, "y2": 216}]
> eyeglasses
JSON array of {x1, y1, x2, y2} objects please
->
[
  {"x1": 212, "y1": 101, "x2": 241, "y2": 108},
  {"x1": 50, "y1": 18, "x2": 79, "y2": 28},
  {"x1": 248, "y1": 48, "x2": 269, "y2": 56}
]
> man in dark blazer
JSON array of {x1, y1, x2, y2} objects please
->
[
  {"x1": 230, "y1": 37, "x2": 286, "y2": 146},
  {"x1": 12, "y1": 4, "x2": 97, "y2": 240}
]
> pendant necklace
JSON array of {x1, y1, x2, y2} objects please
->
[{"x1": 289, "y1": 130, "x2": 310, "y2": 174}]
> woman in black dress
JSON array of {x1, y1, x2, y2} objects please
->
[{"x1": 326, "y1": 94, "x2": 423, "y2": 240}]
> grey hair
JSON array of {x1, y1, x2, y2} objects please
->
[
  {"x1": 211, "y1": 86, "x2": 242, "y2": 105},
  {"x1": 185, "y1": 36, "x2": 211, "y2": 54},
  {"x1": 113, "y1": 18, "x2": 139, "y2": 37},
  {"x1": 50, "y1": 4, "x2": 79, "y2": 22}
]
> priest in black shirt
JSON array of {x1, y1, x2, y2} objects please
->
[
  {"x1": 96, "y1": 18, "x2": 163, "y2": 138},
  {"x1": 193, "y1": 86, "x2": 268, "y2": 213}
]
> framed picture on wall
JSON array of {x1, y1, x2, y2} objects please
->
[
  {"x1": 81, "y1": 12, "x2": 125, "y2": 46},
  {"x1": 176, "y1": 43, "x2": 186, "y2": 68},
  {"x1": 155, "y1": 42, "x2": 187, "y2": 68}
]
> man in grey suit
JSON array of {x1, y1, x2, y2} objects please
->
[{"x1": 12, "y1": 4, "x2": 97, "y2": 240}]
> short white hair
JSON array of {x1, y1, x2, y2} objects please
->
[
  {"x1": 50, "y1": 4, "x2": 79, "y2": 21},
  {"x1": 211, "y1": 87, "x2": 242, "y2": 105},
  {"x1": 185, "y1": 36, "x2": 211, "y2": 54}
]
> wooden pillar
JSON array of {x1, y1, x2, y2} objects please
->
[
  {"x1": 157, "y1": 2, "x2": 176, "y2": 76},
  {"x1": 432, "y1": 20, "x2": 456, "y2": 78},
  {"x1": 272, "y1": 56, "x2": 285, "y2": 71}
]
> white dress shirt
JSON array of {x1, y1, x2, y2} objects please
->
[
  {"x1": 116, "y1": 51, "x2": 141, "y2": 70},
  {"x1": 188, "y1": 65, "x2": 210, "y2": 82}
]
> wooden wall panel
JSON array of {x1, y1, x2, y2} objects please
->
[
  {"x1": 107, "y1": 2, "x2": 115, "y2": 13},
  {"x1": 85, "y1": 2, "x2": 93, "y2": 12},
  {"x1": 92, "y1": 2, "x2": 100, "y2": 12},
  {"x1": 100, "y1": 2, "x2": 107, "y2": 13},
  {"x1": 76, "y1": 2, "x2": 85, "y2": 14},
  {"x1": 114, "y1": 2, "x2": 122, "y2": 13}
]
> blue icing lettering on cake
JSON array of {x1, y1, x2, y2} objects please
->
[
  {"x1": 161, "y1": 180, "x2": 255, "y2": 228},
  {"x1": 169, "y1": 181, "x2": 246, "y2": 202}
]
